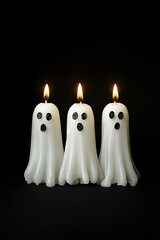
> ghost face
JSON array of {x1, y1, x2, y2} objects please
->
[
  {"x1": 24, "y1": 103, "x2": 64, "y2": 187},
  {"x1": 72, "y1": 111, "x2": 88, "y2": 131},
  {"x1": 99, "y1": 102, "x2": 140, "y2": 187},
  {"x1": 68, "y1": 104, "x2": 95, "y2": 137},
  {"x1": 59, "y1": 103, "x2": 103, "y2": 185}
]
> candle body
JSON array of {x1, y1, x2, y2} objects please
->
[
  {"x1": 59, "y1": 103, "x2": 103, "y2": 185},
  {"x1": 24, "y1": 102, "x2": 64, "y2": 187},
  {"x1": 99, "y1": 102, "x2": 140, "y2": 187}
]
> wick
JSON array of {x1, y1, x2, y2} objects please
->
[
  {"x1": 45, "y1": 99, "x2": 47, "y2": 103},
  {"x1": 78, "y1": 97, "x2": 82, "y2": 104}
]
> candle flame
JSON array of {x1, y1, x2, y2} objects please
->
[
  {"x1": 112, "y1": 84, "x2": 119, "y2": 102},
  {"x1": 77, "y1": 83, "x2": 83, "y2": 102},
  {"x1": 43, "y1": 84, "x2": 49, "y2": 102}
]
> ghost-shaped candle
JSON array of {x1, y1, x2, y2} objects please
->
[
  {"x1": 99, "y1": 84, "x2": 140, "y2": 187},
  {"x1": 58, "y1": 83, "x2": 103, "y2": 185},
  {"x1": 24, "y1": 84, "x2": 64, "y2": 187}
]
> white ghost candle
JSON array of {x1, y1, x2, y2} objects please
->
[
  {"x1": 24, "y1": 84, "x2": 64, "y2": 187},
  {"x1": 99, "y1": 84, "x2": 140, "y2": 187},
  {"x1": 59, "y1": 83, "x2": 103, "y2": 185}
]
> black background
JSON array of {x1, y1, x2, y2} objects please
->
[{"x1": 1, "y1": 5, "x2": 160, "y2": 240}]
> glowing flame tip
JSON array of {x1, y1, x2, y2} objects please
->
[
  {"x1": 43, "y1": 84, "x2": 49, "y2": 102},
  {"x1": 77, "y1": 83, "x2": 83, "y2": 102},
  {"x1": 112, "y1": 83, "x2": 119, "y2": 102}
]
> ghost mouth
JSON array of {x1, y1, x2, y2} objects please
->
[
  {"x1": 41, "y1": 124, "x2": 47, "y2": 132},
  {"x1": 77, "y1": 123, "x2": 83, "y2": 131},
  {"x1": 114, "y1": 122, "x2": 120, "y2": 130}
]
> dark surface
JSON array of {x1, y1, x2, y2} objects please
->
[
  {"x1": 1, "y1": 9, "x2": 160, "y2": 239},
  {"x1": 1, "y1": 176, "x2": 160, "y2": 240}
]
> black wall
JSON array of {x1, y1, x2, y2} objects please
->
[
  {"x1": 3, "y1": 29, "x2": 159, "y2": 180},
  {"x1": 1, "y1": 9, "x2": 160, "y2": 239}
]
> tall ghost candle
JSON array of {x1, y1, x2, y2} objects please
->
[
  {"x1": 99, "y1": 84, "x2": 140, "y2": 187},
  {"x1": 59, "y1": 83, "x2": 103, "y2": 185},
  {"x1": 24, "y1": 84, "x2": 64, "y2": 187}
]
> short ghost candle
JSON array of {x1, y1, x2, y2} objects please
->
[
  {"x1": 99, "y1": 84, "x2": 140, "y2": 187},
  {"x1": 59, "y1": 83, "x2": 103, "y2": 185},
  {"x1": 24, "y1": 84, "x2": 64, "y2": 187}
]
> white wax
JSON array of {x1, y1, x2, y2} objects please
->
[
  {"x1": 99, "y1": 102, "x2": 140, "y2": 187},
  {"x1": 24, "y1": 102, "x2": 64, "y2": 187},
  {"x1": 59, "y1": 103, "x2": 104, "y2": 185}
]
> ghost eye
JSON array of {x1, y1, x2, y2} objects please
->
[
  {"x1": 81, "y1": 112, "x2": 87, "y2": 120},
  {"x1": 72, "y1": 112, "x2": 78, "y2": 120},
  {"x1": 37, "y1": 112, "x2": 42, "y2": 119},
  {"x1": 46, "y1": 113, "x2": 52, "y2": 121},
  {"x1": 118, "y1": 112, "x2": 124, "y2": 120},
  {"x1": 109, "y1": 111, "x2": 114, "y2": 119}
]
